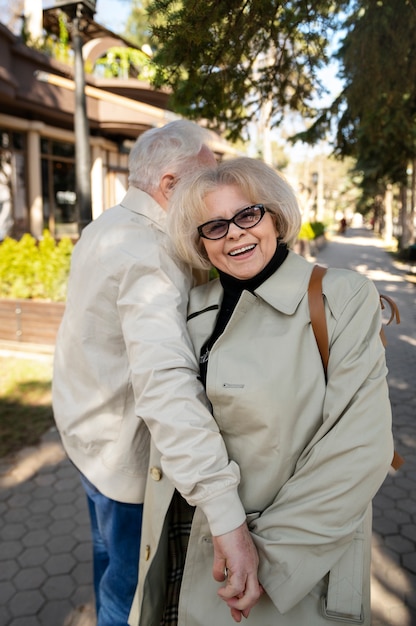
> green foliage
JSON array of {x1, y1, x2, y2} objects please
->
[
  {"x1": 303, "y1": 0, "x2": 416, "y2": 190},
  {"x1": 310, "y1": 221, "x2": 326, "y2": 238},
  {"x1": 124, "y1": 0, "x2": 154, "y2": 49},
  {"x1": 298, "y1": 222, "x2": 326, "y2": 240},
  {"x1": 0, "y1": 231, "x2": 73, "y2": 301},
  {"x1": 95, "y1": 46, "x2": 155, "y2": 80},
  {"x1": 336, "y1": 0, "x2": 416, "y2": 186},
  {"x1": 298, "y1": 222, "x2": 316, "y2": 241},
  {"x1": 37, "y1": 14, "x2": 73, "y2": 64},
  {"x1": 146, "y1": 0, "x2": 348, "y2": 141}
]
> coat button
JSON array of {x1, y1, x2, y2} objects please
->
[
  {"x1": 150, "y1": 466, "x2": 162, "y2": 481},
  {"x1": 144, "y1": 545, "x2": 151, "y2": 561}
]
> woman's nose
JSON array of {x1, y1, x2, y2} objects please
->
[{"x1": 227, "y1": 221, "x2": 244, "y2": 238}]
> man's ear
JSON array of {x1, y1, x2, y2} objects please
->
[{"x1": 159, "y1": 173, "x2": 176, "y2": 201}]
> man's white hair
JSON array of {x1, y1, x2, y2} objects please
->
[{"x1": 128, "y1": 120, "x2": 212, "y2": 194}]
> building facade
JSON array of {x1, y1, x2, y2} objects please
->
[{"x1": 0, "y1": 15, "x2": 232, "y2": 241}]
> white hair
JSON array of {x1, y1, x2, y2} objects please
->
[{"x1": 128, "y1": 120, "x2": 212, "y2": 194}]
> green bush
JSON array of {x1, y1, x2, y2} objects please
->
[
  {"x1": 0, "y1": 231, "x2": 73, "y2": 301},
  {"x1": 298, "y1": 222, "x2": 326, "y2": 240},
  {"x1": 298, "y1": 222, "x2": 316, "y2": 240},
  {"x1": 310, "y1": 221, "x2": 326, "y2": 238}
]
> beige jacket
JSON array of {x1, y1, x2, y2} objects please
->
[
  {"x1": 52, "y1": 186, "x2": 245, "y2": 535},
  {"x1": 130, "y1": 251, "x2": 393, "y2": 625}
]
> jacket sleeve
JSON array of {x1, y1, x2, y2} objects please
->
[
  {"x1": 250, "y1": 275, "x2": 394, "y2": 612},
  {"x1": 116, "y1": 227, "x2": 245, "y2": 537}
]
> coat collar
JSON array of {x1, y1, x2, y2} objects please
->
[
  {"x1": 189, "y1": 251, "x2": 315, "y2": 320},
  {"x1": 120, "y1": 186, "x2": 167, "y2": 230},
  {"x1": 254, "y1": 251, "x2": 314, "y2": 315}
]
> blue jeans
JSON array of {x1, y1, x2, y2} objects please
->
[{"x1": 79, "y1": 473, "x2": 143, "y2": 626}]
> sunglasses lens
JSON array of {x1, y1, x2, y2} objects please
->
[
  {"x1": 198, "y1": 205, "x2": 265, "y2": 239},
  {"x1": 201, "y1": 221, "x2": 228, "y2": 239},
  {"x1": 234, "y1": 206, "x2": 263, "y2": 228}
]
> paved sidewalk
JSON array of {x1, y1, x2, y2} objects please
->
[
  {"x1": 315, "y1": 227, "x2": 416, "y2": 626},
  {"x1": 0, "y1": 226, "x2": 415, "y2": 625}
]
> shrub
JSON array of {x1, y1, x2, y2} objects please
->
[
  {"x1": 0, "y1": 231, "x2": 73, "y2": 301},
  {"x1": 298, "y1": 222, "x2": 316, "y2": 240},
  {"x1": 310, "y1": 221, "x2": 326, "y2": 238},
  {"x1": 298, "y1": 222, "x2": 326, "y2": 240}
]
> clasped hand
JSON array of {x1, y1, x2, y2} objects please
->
[{"x1": 212, "y1": 523, "x2": 263, "y2": 622}]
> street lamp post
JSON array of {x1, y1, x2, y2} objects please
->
[{"x1": 53, "y1": 0, "x2": 97, "y2": 232}]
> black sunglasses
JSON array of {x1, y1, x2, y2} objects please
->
[{"x1": 197, "y1": 204, "x2": 267, "y2": 240}]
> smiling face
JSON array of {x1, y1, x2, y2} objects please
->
[{"x1": 200, "y1": 185, "x2": 279, "y2": 280}]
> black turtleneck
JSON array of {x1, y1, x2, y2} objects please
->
[{"x1": 199, "y1": 240, "x2": 288, "y2": 385}]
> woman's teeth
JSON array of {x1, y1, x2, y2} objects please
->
[{"x1": 229, "y1": 244, "x2": 256, "y2": 256}]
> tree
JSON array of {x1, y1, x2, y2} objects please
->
[
  {"x1": 146, "y1": 0, "x2": 349, "y2": 141},
  {"x1": 295, "y1": 0, "x2": 416, "y2": 245},
  {"x1": 335, "y1": 0, "x2": 416, "y2": 245},
  {"x1": 336, "y1": 1, "x2": 416, "y2": 183},
  {"x1": 124, "y1": 0, "x2": 154, "y2": 49}
]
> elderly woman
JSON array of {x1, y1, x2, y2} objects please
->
[{"x1": 129, "y1": 157, "x2": 393, "y2": 626}]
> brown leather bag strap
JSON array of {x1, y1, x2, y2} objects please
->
[
  {"x1": 308, "y1": 265, "x2": 329, "y2": 377},
  {"x1": 308, "y1": 265, "x2": 404, "y2": 471}
]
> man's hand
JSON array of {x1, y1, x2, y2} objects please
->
[{"x1": 212, "y1": 522, "x2": 262, "y2": 622}]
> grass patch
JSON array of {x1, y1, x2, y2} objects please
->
[{"x1": 0, "y1": 355, "x2": 54, "y2": 458}]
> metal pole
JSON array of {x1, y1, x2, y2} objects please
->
[{"x1": 73, "y1": 3, "x2": 92, "y2": 232}]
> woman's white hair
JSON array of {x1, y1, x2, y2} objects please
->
[
  {"x1": 168, "y1": 157, "x2": 302, "y2": 269},
  {"x1": 128, "y1": 119, "x2": 212, "y2": 194}
]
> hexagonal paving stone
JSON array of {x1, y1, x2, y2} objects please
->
[
  {"x1": 34, "y1": 473, "x2": 56, "y2": 487},
  {"x1": 28, "y1": 498, "x2": 54, "y2": 514},
  {"x1": 9, "y1": 589, "x2": 45, "y2": 617},
  {"x1": 0, "y1": 559, "x2": 18, "y2": 582},
  {"x1": 73, "y1": 543, "x2": 92, "y2": 563},
  {"x1": 1, "y1": 523, "x2": 26, "y2": 541},
  {"x1": 401, "y1": 524, "x2": 416, "y2": 542},
  {"x1": 4, "y1": 508, "x2": 31, "y2": 523},
  {"x1": 44, "y1": 553, "x2": 76, "y2": 576},
  {"x1": 72, "y1": 562, "x2": 93, "y2": 586},
  {"x1": 47, "y1": 534, "x2": 78, "y2": 555},
  {"x1": 382, "y1": 484, "x2": 408, "y2": 500},
  {"x1": 42, "y1": 573, "x2": 75, "y2": 600},
  {"x1": 51, "y1": 503, "x2": 79, "y2": 521},
  {"x1": 13, "y1": 566, "x2": 47, "y2": 590},
  {"x1": 397, "y1": 497, "x2": 416, "y2": 515},
  {"x1": 403, "y1": 552, "x2": 416, "y2": 574},
  {"x1": 1, "y1": 540, "x2": 24, "y2": 560},
  {"x1": 0, "y1": 605, "x2": 11, "y2": 626},
  {"x1": 385, "y1": 534, "x2": 414, "y2": 555},
  {"x1": 0, "y1": 580, "x2": 16, "y2": 605},
  {"x1": 7, "y1": 493, "x2": 32, "y2": 507},
  {"x1": 18, "y1": 546, "x2": 49, "y2": 568},
  {"x1": 372, "y1": 516, "x2": 399, "y2": 535},
  {"x1": 384, "y1": 508, "x2": 411, "y2": 524},
  {"x1": 53, "y1": 490, "x2": 79, "y2": 505},
  {"x1": 49, "y1": 519, "x2": 76, "y2": 536},
  {"x1": 23, "y1": 529, "x2": 51, "y2": 548},
  {"x1": 39, "y1": 598, "x2": 77, "y2": 626}
]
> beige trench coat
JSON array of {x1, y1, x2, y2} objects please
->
[{"x1": 129, "y1": 252, "x2": 394, "y2": 626}]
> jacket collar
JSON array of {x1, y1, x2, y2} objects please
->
[
  {"x1": 120, "y1": 186, "x2": 167, "y2": 230},
  {"x1": 189, "y1": 251, "x2": 314, "y2": 320},
  {"x1": 254, "y1": 251, "x2": 313, "y2": 315}
]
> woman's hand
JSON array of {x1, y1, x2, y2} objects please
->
[{"x1": 212, "y1": 522, "x2": 263, "y2": 622}]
